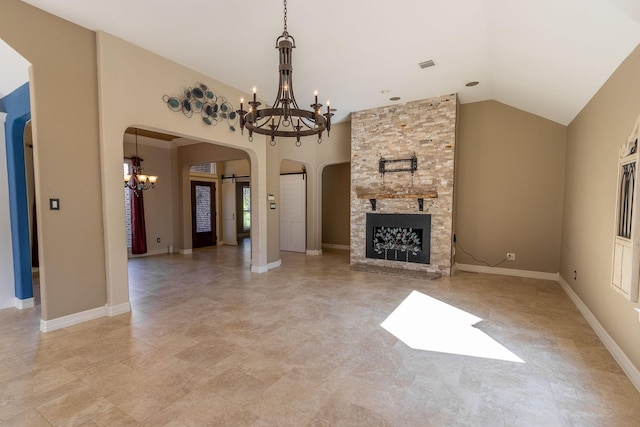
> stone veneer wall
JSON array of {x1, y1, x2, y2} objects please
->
[{"x1": 350, "y1": 94, "x2": 457, "y2": 276}]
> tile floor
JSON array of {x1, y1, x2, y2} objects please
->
[{"x1": 1, "y1": 243, "x2": 640, "y2": 426}]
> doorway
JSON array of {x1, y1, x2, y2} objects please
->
[
  {"x1": 191, "y1": 180, "x2": 217, "y2": 248},
  {"x1": 236, "y1": 181, "x2": 250, "y2": 238},
  {"x1": 280, "y1": 173, "x2": 306, "y2": 253}
]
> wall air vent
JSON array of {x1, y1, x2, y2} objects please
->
[{"x1": 419, "y1": 60, "x2": 436, "y2": 69}]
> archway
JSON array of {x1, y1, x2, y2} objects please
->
[
  {"x1": 321, "y1": 162, "x2": 351, "y2": 251},
  {"x1": 119, "y1": 127, "x2": 257, "y2": 307},
  {"x1": 0, "y1": 37, "x2": 35, "y2": 309}
]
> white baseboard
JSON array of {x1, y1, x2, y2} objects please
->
[
  {"x1": 456, "y1": 263, "x2": 559, "y2": 281},
  {"x1": 251, "y1": 259, "x2": 282, "y2": 273},
  {"x1": 306, "y1": 249, "x2": 323, "y2": 256},
  {"x1": 128, "y1": 248, "x2": 168, "y2": 258},
  {"x1": 40, "y1": 302, "x2": 132, "y2": 332},
  {"x1": 267, "y1": 259, "x2": 281, "y2": 270},
  {"x1": 14, "y1": 297, "x2": 34, "y2": 309},
  {"x1": 41, "y1": 305, "x2": 106, "y2": 332},
  {"x1": 558, "y1": 276, "x2": 640, "y2": 392},
  {"x1": 107, "y1": 302, "x2": 131, "y2": 317},
  {"x1": 322, "y1": 244, "x2": 350, "y2": 250},
  {"x1": 179, "y1": 248, "x2": 193, "y2": 255},
  {"x1": 450, "y1": 263, "x2": 458, "y2": 276},
  {"x1": 251, "y1": 265, "x2": 267, "y2": 273}
]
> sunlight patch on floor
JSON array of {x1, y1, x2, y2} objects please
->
[{"x1": 381, "y1": 290, "x2": 524, "y2": 363}]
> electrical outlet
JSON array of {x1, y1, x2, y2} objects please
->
[
  {"x1": 156, "y1": 237, "x2": 161, "y2": 243},
  {"x1": 507, "y1": 253, "x2": 516, "y2": 261},
  {"x1": 574, "y1": 270, "x2": 577, "y2": 280}
]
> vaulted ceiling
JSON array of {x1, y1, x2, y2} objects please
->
[{"x1": 7, "y1": 0, "x2": 640, "y2": 125}]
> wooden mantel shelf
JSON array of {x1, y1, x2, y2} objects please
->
[
  {"x1": 356, "y1": 189, "x2": 438, "y2": 199},
  {"x1": 356, "y1": 188, "x2": 437, "y2": 211}
]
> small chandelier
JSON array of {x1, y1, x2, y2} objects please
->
[
  {"x1": 237, "y1": 0, "x2": 333, "y2": 147},
  {"x1": 124, "y1": 128, "x2": 158, "y2": 197}
]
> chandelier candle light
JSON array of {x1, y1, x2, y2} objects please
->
[
  {"x1": 124, "y1": 128, "x2": 158, "y2": 197},
  {"x1": 237, "y1": 0, "x2": 333, "y2": 147}
]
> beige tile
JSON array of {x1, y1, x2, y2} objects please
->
[
  {"x1": 36, "y1": 384, "x2": 113, "y2": 426},
  {"x1": 0, "y1": 378, "x2": 85, "y2": 421},
  {"x1": 1, "y1": 409, "x2": 52, "y2": 427},
  {"x1": 0, "y1": 247, "x2": 638, "y2": 426},
  {"x1": 0, "y1": 355, "x2": 32, "y2": 383},
  {"x1": 90, "y1": 405, "x2": 141, "y2": 426},
  {"x1": 248, "y1": 375, "x2": 333, "y2": 425}
]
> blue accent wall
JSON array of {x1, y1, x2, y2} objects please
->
[{"x1": 1, "y1": 83, "x2": 33, "y2": 300}]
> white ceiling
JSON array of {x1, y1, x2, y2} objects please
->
[{"x1": 7, "y1": 0, "x2": 640, "y2": 125}]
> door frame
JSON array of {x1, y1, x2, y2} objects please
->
[
  {"x1": 191, "y1": 180, "x2": 217, "y2": 248},
  {"x1": 236, "y1": 181, "x2": 251, "y2": 237}
]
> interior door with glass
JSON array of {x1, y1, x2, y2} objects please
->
[{"x1": 191, "y1": 181, "x2": 217, "y2": 248}]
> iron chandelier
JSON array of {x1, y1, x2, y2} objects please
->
[
  {"x1": 124, "y1": 128, "x2": 158, "y2": 197},
  {"x1": 237, "y1": 0, "x2": 333, "y2": 147}
]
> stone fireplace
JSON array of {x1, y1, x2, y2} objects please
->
[{"x1": 350, "y1": 94, "x2": 457, "y2": 276}]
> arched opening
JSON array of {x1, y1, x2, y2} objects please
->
[
  {"x1": 0, "y1": 38, "x2": 36, "y2": 310},
  {"x1": 321, "y1": 162, "x2": 351, "y2": 251},
  {"x1": 120, "y1": 126, "x2": 255, "y2": 311}
]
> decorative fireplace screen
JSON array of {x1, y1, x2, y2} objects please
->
[{"x1": 366, "y1": 213, "x2": 431, "y2": 264}]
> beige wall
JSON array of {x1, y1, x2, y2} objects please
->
[
  {"x1": 561, "y1": 44, "x2": 640, "y2": 369},
  {"x1": 280, "y1": 159, "x2": 305, "y2": 174},
  {"x1": 224, "y1": 159, "x2": 251, "y2": 177},
  {"x1": 322, "y1": 163, "x2": 350, "y2": 247},
  {"x1": 456, "y1": 101, "x2": 567, "y2": 273},
  {"x1": 1, "y1": 0, "x2": 106, "y2": 319}
]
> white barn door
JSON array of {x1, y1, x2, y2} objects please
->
[{"x1": 280, "y1": 174, "x2": 306, "y2": 253}]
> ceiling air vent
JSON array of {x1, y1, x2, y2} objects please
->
[{"x1": 419, "y1": 60, "x2": 436, "y2": 69}]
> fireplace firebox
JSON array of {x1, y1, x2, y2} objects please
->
[{"x1": 366, "y1": 213, "x2": 431, "y2": 264}]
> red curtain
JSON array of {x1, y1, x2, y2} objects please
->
[{"x1": 131, "y1": 156, "x2": 147, "y2": 254}]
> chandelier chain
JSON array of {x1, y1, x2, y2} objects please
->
[{"x1": 283, "y1": 0, "x2": 288, "y2": 35}]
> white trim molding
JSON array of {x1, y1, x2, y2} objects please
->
[
  {"x1": 559, "y1": 276, "x2": 640, "y2": 392},
  {"x1": 251, "y1": 259, "x2": 281, "y2": 273},
  {"x1": 14, "y1": 297, "x2": 34, "y2": 309},
  {"x1": 306, "y1": 249, "x2": 323, "y2": 256},
  {"x1": 107, "y1": 302, "x2": 131, "y2": 317},
  {"x1": 41, "y1": 306, "x2": 106, "y2": 332},
  {"x1": 40, "y1": 302, "x2": 132, "y2": 332},
  {"x1": 179, "y1": 248, "x2": 193, "y2": 255},
  {"x1": 128, "y1": 248, "x2": 169, "y2": 258},
  {"x1": 456, "y1": 263, "x2": 559, "y2": 281}
]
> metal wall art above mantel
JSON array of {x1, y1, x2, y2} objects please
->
[{"x1": 163, "y1": 82, "x2": 238, "y2": 132}]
